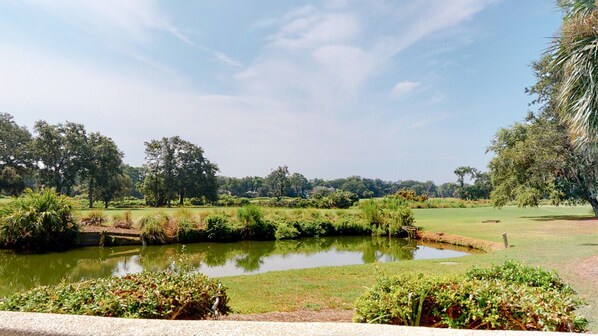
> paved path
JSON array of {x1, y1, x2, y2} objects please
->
[{"x1": 0, "y1": 311, "x2": 584, "y2": 336}]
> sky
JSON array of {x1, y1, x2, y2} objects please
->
[{"x1": 0, "y1": 0, "x2": 563, "y2": 183}]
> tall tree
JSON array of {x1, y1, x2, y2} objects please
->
[
  {"x1": 32, "y1": 121, "x2": 89, "y2": 195},
  {"x1": 288, "y1": 173, "x2": 309, "y2": 198},
  {"x1": 0, "y1": 113, "x2": 32, "y2": 195},
  {"x1": 265, "y1": 166, "x2": 289, "y2": 200},
  {"x1": 85, "y1": 133, "x2": 125, "y2": 208},
  {"x1": 489, "y1": 54, "x2": 598, "y2": 215},
  {"x1": 141, "y1": 136, "x2": 218, "y2": 206}
]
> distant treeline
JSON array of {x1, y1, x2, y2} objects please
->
[
  {"x1": 0, "y1": 113, "x2": 489, "y2": 207},
  {"x1": 217, "y1": 173, "x2": 461, "y2": 199}
]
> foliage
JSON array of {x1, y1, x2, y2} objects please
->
[
  {"x1": 488, "y1": 54, "x2": 598, "y2": 216},
  {"x1": 139, "y1": 213, "x2": 169, "y2": 244},
  {"x1": 32, "y1": 121, "x2": 89, "y2": 195},
  {"x1": 237, "y1": 205, "x2": 276, "y2": 240},
  {"x1": 466, "y1": 260, "x2": 574, "y2": 294},
  {"x1": 453, "y1": 167, "x2": 492, "y2": 200},
  {"x1": 142, "y1": 136, "x2": 219, "y2": 207},
  {"x1": 552, "y1": 0, "x2": 598, "y2": 145},
  {"x1": 0, "y1": 189, "x2": 79, "y2": 251},
  {"x1": 85, "y1": 133, "x2": 126, "y2": 208},
  {"x1": 0, "y1": 113, "x2": 32, "y2": 195},
  {"x1": 80, "y1": 210, "x2": 107, "y2": 227},
  {"x1": 332, "y1": 215, "x2": 370, "y2": 235},
  {"x1": 205, "y1": 214, "x2": 240, "y2": 242},
  {"x1": 264, "y1": 165, "x2": 290, "y2": 200},
  {"x1": 0, "y1": 271, "x2": 230, "y2": 319},
  {"x1": 354, "y1": 262, "x2": 587, "y2": 332},
  {"x1": 361, "y1": 200, "x2": 414, "y2": 236},
  {"x1": 112, "y1": 210, "x2": 133, "y2": 229}
]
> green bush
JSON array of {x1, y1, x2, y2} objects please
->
[
  {"x1": 0, "y1": 189, "x2": 79, "y2": 251},
  {"x1": 205, "y1": 214, "x2": 240, "y2": 242},
  {"x1": 354, "y1": 263, "x2": 587, "y2": 332},
  {"x1": 274, "y1": 221, "x2": 300, "y2": 240},
  {"x1": 333, "y1": 215, "x2": 370, "y2": 235},
  {"x1": 0, "y1": 271, "x2": 230, "y2": 319},
  {"x1": 466, "y1": 260, "x2": 574, "y2": 294},
  {"x1": 176, "y1": 217, "x2": 204, "y2": 243},
  {"x1": 237, "y1": 205, "x2": 276, "y2": 240},
  {"x1": 139, "y1": 213, "x2": 169, "y2": 244}
]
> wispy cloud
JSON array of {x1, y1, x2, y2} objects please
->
[
  {"x1": 410, "y1": 114, "x2": 449, "y2": 129},
  {"x1": 24, "y1": 0, "x2": 241, "y2": 67},
  {"x1": 391, "y1": 81, "x2": 420, "y2": 99}
]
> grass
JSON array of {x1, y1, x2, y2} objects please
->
[
  {"x1": 75, "y1": 204, "x2": 598, "y2": 330},
  {"x1": 218, "y1": 205, "x2": 598, "y2": 330}
]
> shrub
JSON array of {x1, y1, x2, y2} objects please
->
[
  {"x1": 333, "y1": 215, "x2": 370, "y2": 235},
  {"x1": 237, "y1": 205, "x2": 276, "y2": 240},
  {"x1": 205, "y1": 214, "x2": 240, "y2": 242},
  {"x1": 466, "y1": 260, "x2": 574, "y2": 294},
  {"x1": 274, "y1": 221, "x2": 300, "y2": 240},
  {"x1": 113, "y1": 211, "x2": 133, "y2": 229},
  {"x1": 328, "y1": 190, "x2": 359, "y2": 209},
  {"x1": 0, "y1": 271, "x2": 230, "y2": 319},
  {"x1": 139, "y1": 213, "x2": 169, "y2": 244},
  {"x1": 80, "y1": 210, "x2": 107, "y2": 227},
  {"x1": 0, "y1": 189, "x2": 79, "y2": 251},
  {"x1": 176, "y1": 217, "x2": 204, "y2": 243},
  {"x1": 354, "y1": 265, "x2": 587, "y2": 332}
]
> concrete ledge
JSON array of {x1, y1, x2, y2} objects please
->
[{"x1": 0, "y1": 311, "x2": 582, "y2": 336}]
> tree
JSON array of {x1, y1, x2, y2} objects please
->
[
  {"x1": 141, "y1": 136, "x2": 218, "y2": 206},
  {"x1": 95, "y1": 171, "x2": 131, "y2": 208},
  {"x1": 488, "y1": 54, "x2": 598, "y2": 216},
  {"x1": 288, "y1": 173, "x2": 309, "y2": 198},
  {"x1": 0, "y1": 113, "x2": 33, "y2": 195},
  {"x1": 552, "y1": 0, "x2": 598, "y2": 145},
  {"x1": 84, "y1": 133, "x2": 125, "y2": 208},
  {"x1": 123, "y1": 165, "x2": 145, "y2": 199},
  {"x1": 32, "y1": 121, "x2": 89, "y2": 195},
  {"x1": 453, "y1": 167, "x2": 491, "y2": 200},
  {"x1": 265, "y1": 166, "x2": 289, "y2": 200}
]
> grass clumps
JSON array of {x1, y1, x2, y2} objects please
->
[
  {"x1": 112, "y1": 210, "x2": 133, "y2": 229},
  {"x1": 354, "y1": 261, "x2": 587, "y2": 332},
  {"x1": 139, "y1": 213, "x2": 169, "y2": 244},
  {"x1": 0, "y1": 189, "x2": 79, "y2": 252},
  {"x1": 80, "y1": 210, "x2": 107, "y2": 227},
  {"x1": 0, "y1": 271, "x2": 230, "y2": 319}
]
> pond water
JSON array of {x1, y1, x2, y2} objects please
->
[{"x1": 0, "y1": 236, "x2": 477, "y2": 297}]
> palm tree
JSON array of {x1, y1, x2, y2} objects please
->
[{"x1": 552, "y1": 0, "x2": 598, "y2": 145}]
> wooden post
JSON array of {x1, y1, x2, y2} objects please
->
[{"x1": 502, "y1": 232, "x2": 509, "y2": 248}]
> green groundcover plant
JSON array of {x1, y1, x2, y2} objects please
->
[
  {"x1": 354, "y1": 261, "x2": 587, "y2": 332},
  {"x1": 0, "y1": 271, "x2": 230, "y2": 319}
]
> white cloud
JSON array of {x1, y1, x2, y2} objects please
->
[{"x1": 391, "y1": 81, "x2": 420, "y2": 99}]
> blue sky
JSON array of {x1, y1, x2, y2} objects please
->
[{"x1": 0, "y1": 0, "x2": 562, "y2": 183}]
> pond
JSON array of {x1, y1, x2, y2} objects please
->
[{"x1": 0, "y1": 236, "x2": 478, "y2": 297}]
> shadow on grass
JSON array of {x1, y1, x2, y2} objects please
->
[
  {"x1": 579, "y1": 243, "x2": 598, "y2": 246},
  {"x1": 520, "y1": 215, "x2": 596, "y2": 222}
]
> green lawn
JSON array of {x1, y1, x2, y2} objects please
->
[{"x1": 219, "y1": 206, "x2": 598, "y2": 330}]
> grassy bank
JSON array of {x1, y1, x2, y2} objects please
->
[{"x1": 215, "y1": 206, "x2": 598, "y2": 331}]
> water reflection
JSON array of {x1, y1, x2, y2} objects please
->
[{"x1": 0, "y1": 236, "x2": 476, "y2": 297}]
